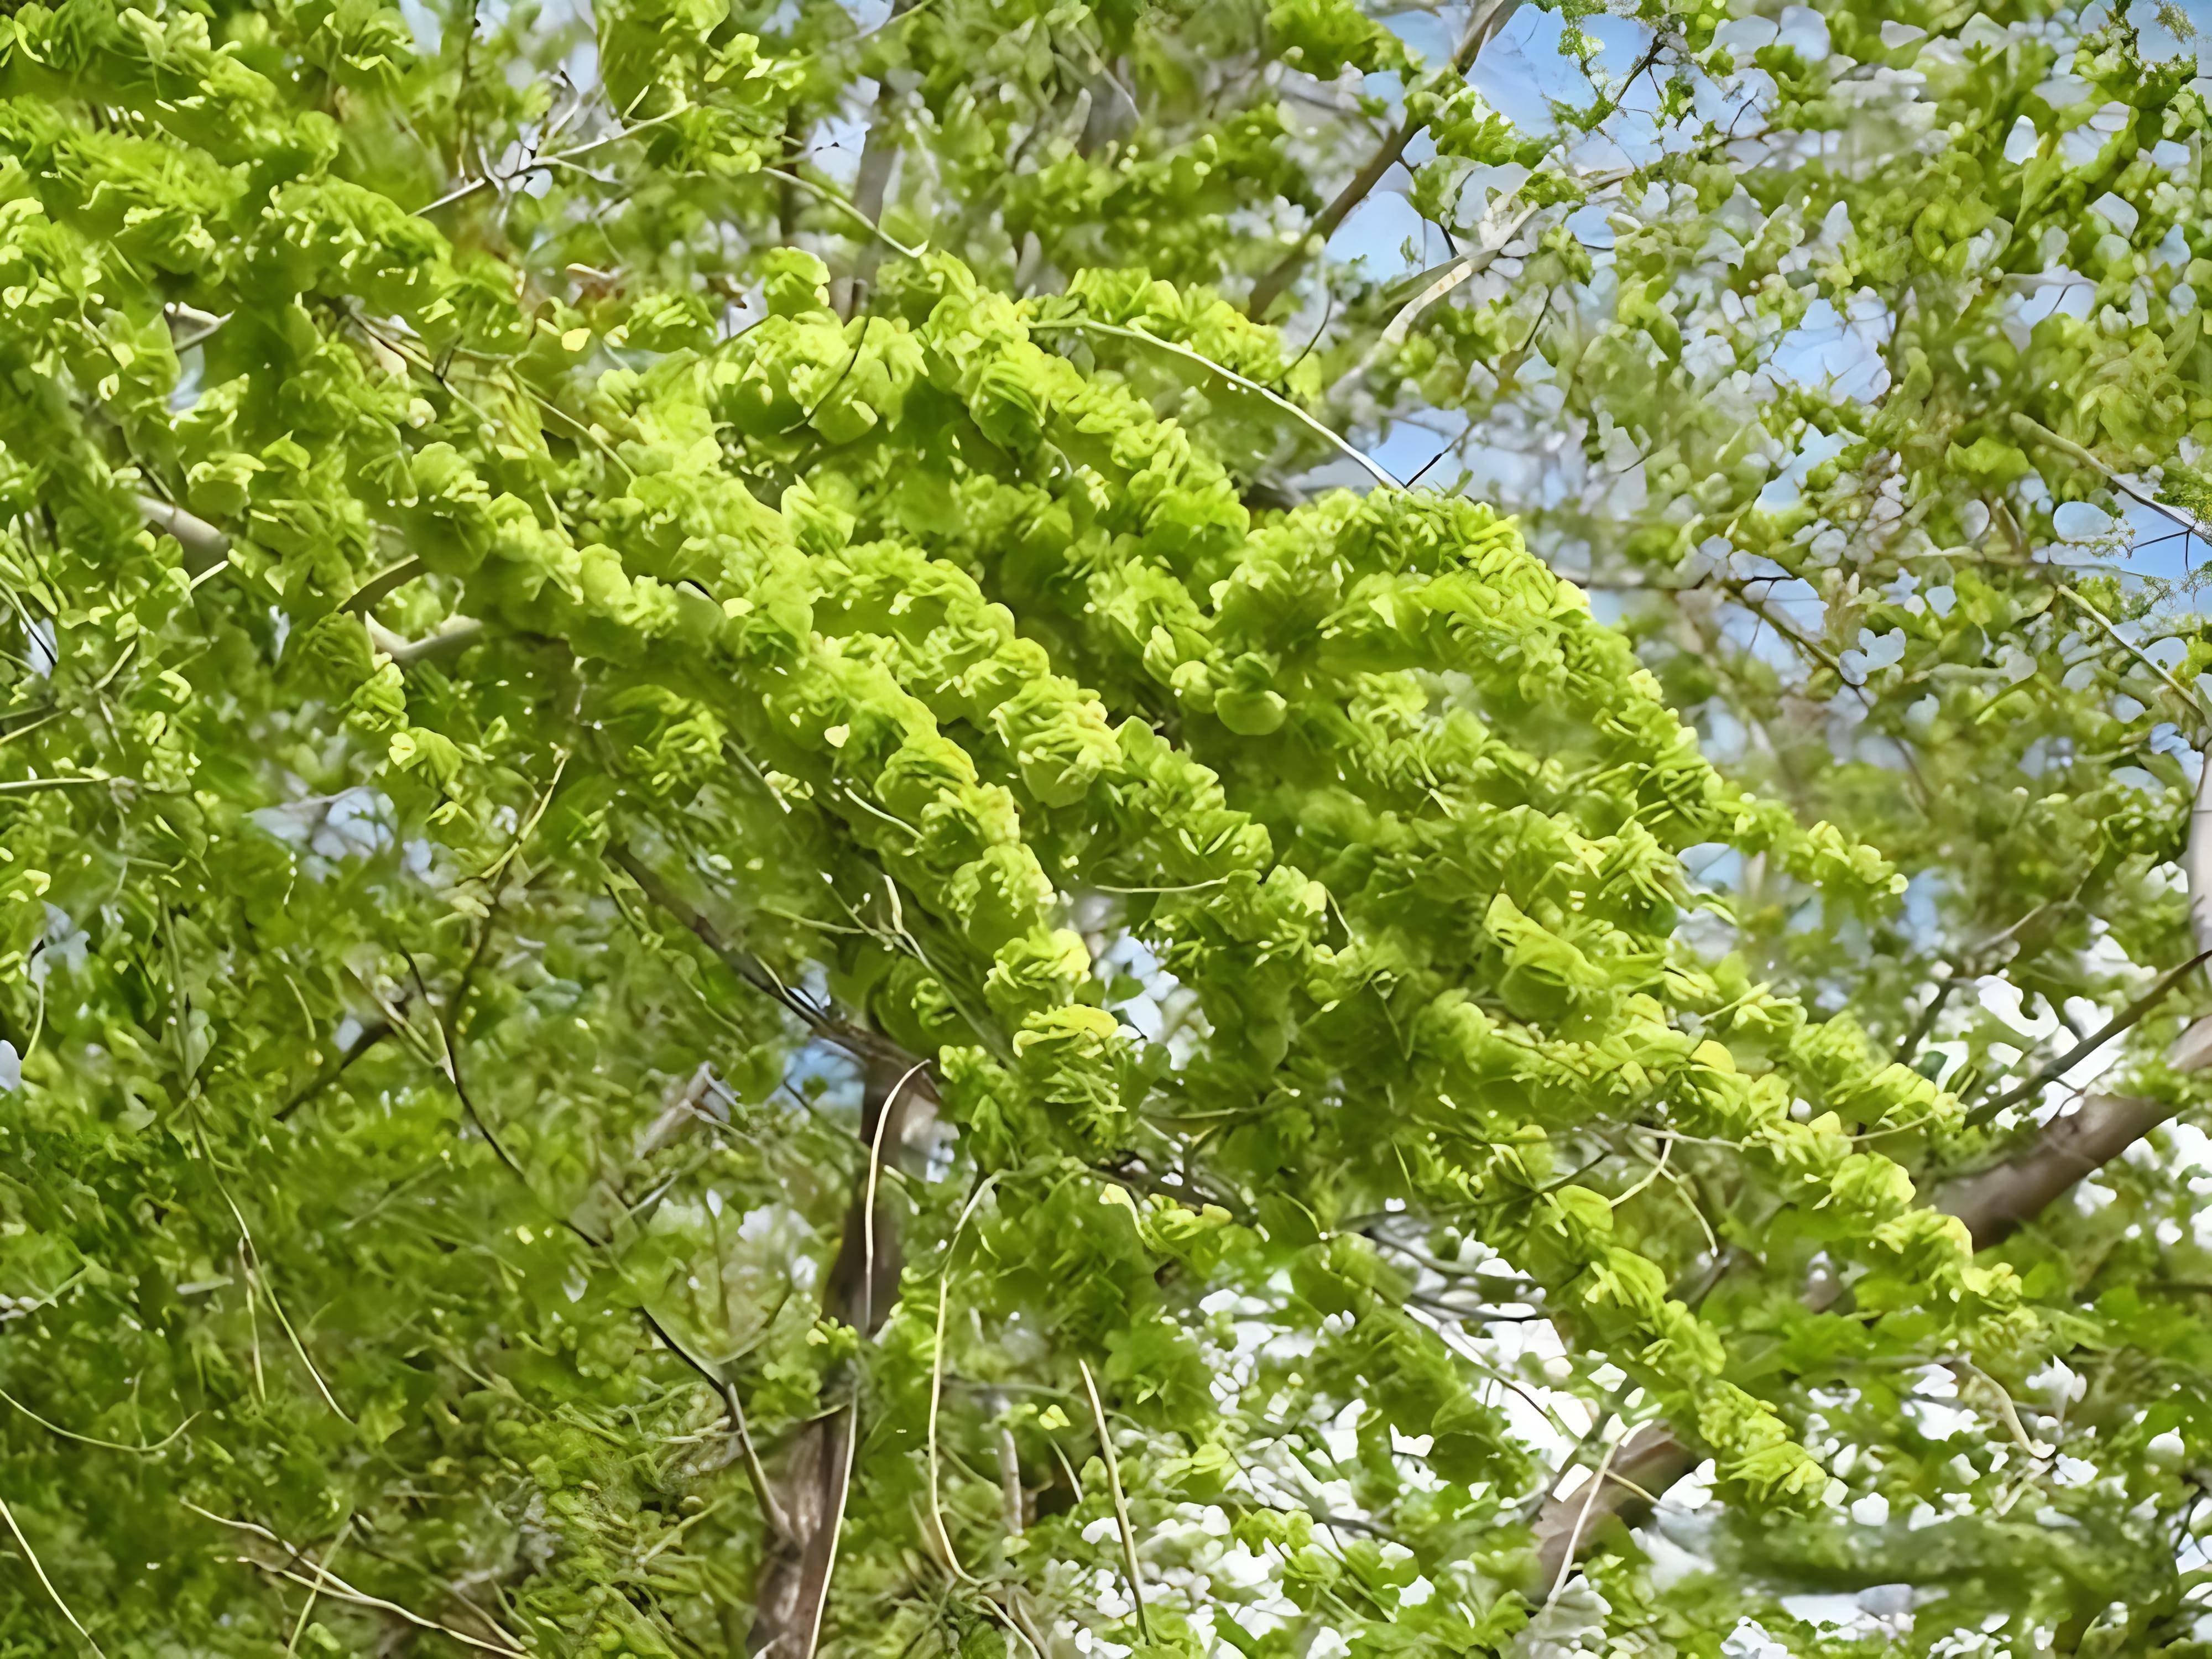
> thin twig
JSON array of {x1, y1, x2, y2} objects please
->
[
  {"x1": 1245, "y1": 0, "x2": 1526, "y2": 315},
  {"x1": 1947, "y1": 1360, "x2": 2048, "y2": 1464},
  {"x1": 1965, "y1": 945, "x2": 2212, "y2": 1126},
  {"x1": 926, "y1": 1176, "x2": 1000, "y2": 1582},
  {"x1": 2012, "y1": 412, "x2": 2212, "y2": 549},
  {"x1": 2053, "y1": 583, "x2": 2212, "y2": 737},
  {"x1": 1542, "y1": 1427, "x2": 1624, "y2": 1608},
  {"x1": 0, "y1": 1384, "x2": 195, "y2": 1454},
  {"x1": 0, "y1": 1490, "x2": 103, "y2": 1655},
  {"x1": 1895, "y1": 966, "x2": 1961, "y2": 1063},
  {"x1": 218, "y1": 1187, "x2": 351, "y2": 1422},
  {"x1": 1370, "y1": 199, "x2": 1545, "y2": 353},
  {"x1": 273, "y1": 1021, "x2": 391, "y2": 1123},
  {"x1": 284, "y1": 1516, "x2": 353, "y2": 1657},
  {"x1": 611, "y1": 845, "x2": 927, "y2": 1080},
  {"x1": 758, "y1": 166, "x2": 925, "y2": 259},
  {"x1": 1077, "y1": 1358, "x2": 1151, "y2": 1644},
  {"x1": 637, "y1": 1305, "x2": 793, "y2": 1539},
  {"x1": 0, "y1": 776, "x2": 111, "y2": 796},
  {"x1": 186, "y1": 1505, "x2": 530, "y2": 1656},
  {"x1": 1030, "y1": 317, "x2": 1402, "y2": 489},
  {"x1": 474, "y1": 748, "x2": 570, "y2": 888},
  {"x1": 416, "y1": 109, "x2": 687, "y2": 215}
]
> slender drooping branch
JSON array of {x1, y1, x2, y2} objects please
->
[
  {"x1": 1029, "y1": 317, "x2": 1402, "y2": 488},
  {"x1": 2013, "y1": 411, "x2": 2212, "y2": 566},
  {"x1": 1079, "y1": 1357, "x2": 1152, "y2": 1644},
  {"x1": 2172, "y1": 755, "x2": 2212, "y2": 1070},
  {"x1": 1530, "y1": 744, "x2": 2212, "y2": 1590},
  {"x1": 748, "y1": 1056, "x2": 920, "y2": 1659},
  {"x1": 637, "y1": 1303, "x2": 794, "y2": 1541},
  {"x1": 1245, "y1": 0, "x2": 1524, "y2": 318}
]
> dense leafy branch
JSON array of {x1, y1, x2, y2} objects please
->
[{"x1": 1, "y1": 2, "x2": 2211, "y2": 1656}]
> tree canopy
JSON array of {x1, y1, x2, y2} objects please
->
[{"x1": 3, "y1": 0, "x2": 2212, "y2": 1654}]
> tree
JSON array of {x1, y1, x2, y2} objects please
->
[{"x1": 1, "y1": 0, "x2": 2211, "y2": 1653}]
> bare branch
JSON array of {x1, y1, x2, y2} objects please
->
[
  {"x1": 185, "y1": 1504, "x2": 526, "y2": 1657},
  {"x1": 638, "y1": 1304, "x2": 795, "y2": 1541},
  {"x1": 0, "y1": 1489, "x2": 105, "y2": 1656},
  {"x1": 611, "y1": 844, "x2": 929, "y2": 1081},
  {"x1": 273, "y1": 1020, "x2": 391, "y2": 1123},
  {"x1": 1031, "y1": 317, "x2": 1402, "y2": 489},
  {"x1": 1080, "y1": 1357, "x2": 1152, "y2": 1645}
]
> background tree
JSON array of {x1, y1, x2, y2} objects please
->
[{"x1": 0, "y1": 0, "x2": 2210, "y2": 1655}]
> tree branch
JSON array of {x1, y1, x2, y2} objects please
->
[
  {"x1": 1528, "y1": 740, "x2": 2212, "y2": 1590},
  {"x1": 610, "y1": 844, "x2": 928, "y2": 1081},
  {"x1": 366, "y1": 615, "x2": 484, "y2": 668},
  {"x1": 1245, "y1": 0, "x2": 1524, "y2": 318},
  {"x1": 1964, "y1": 946, "x2": 2212, "y2": 1126},
  {"x1": 1938, "y1": 1091, "x2": 2179, "y2": 1250},
  {"x1": 1030, "y1": 317, "x2": 1402, "y2": 488},
  {"x1": 637, "y1": 1303, "x2": 795, "y2": 1541},
  {"x1": 136, "y1": 495, "x2": 229, "y2": 575},
  {"x1": 837, "y1": 0, "x2": 923, "y2": 316},
  {"x1": 272, "y1": 1020, "x2": 391, "y2": 1123},
  {"x1": 134, "y1": 500, "x2": 472, "y2": 662},
  {"x1": 1528, "y1": 1423, "x2": 1698, "y2": 1590},
  {"x1": 1528, "y1": 1088, "x2": 2179, "y2": 1588}
]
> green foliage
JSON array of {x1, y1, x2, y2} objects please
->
[{"x1": 0, "y1": 1, "x2": 2205, "y2": 1656}]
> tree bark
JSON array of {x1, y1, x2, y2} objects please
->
[
  {"x1": 136, "y1": 494, "x2": 230, "y2": 573},
  {"x1": 1529, "y1": 1421, "x2": 1701, "y2": 1595},
  {"x1": 1939, "y1": 1091, "x2": 2177, "y2": 1251},
  {"x1": 614, "y1": 851, "x2": 939, "y2": 1656}
]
